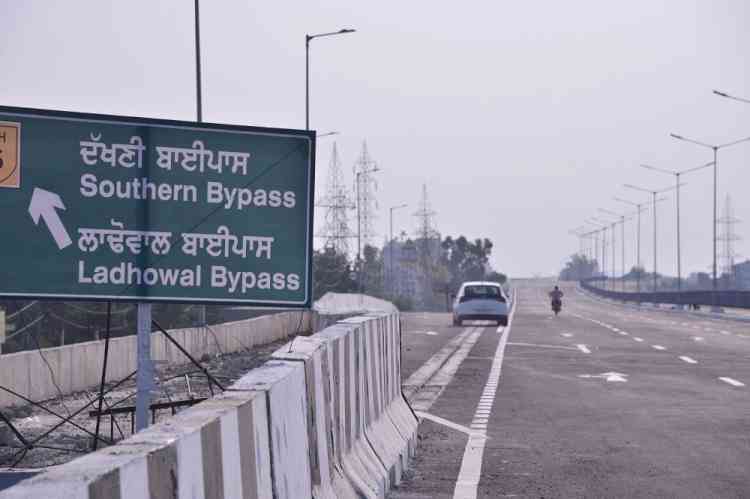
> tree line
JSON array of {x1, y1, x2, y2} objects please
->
[{"x1": 314, "y1": 235, "x2": 507, "y2": 311}]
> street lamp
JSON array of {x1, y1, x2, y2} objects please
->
[
  {"x1": 670, "y1": 132, "x2": 750, "y2": 309},
  {"x1": 581, "y1": 225, "x2": 602, "y2": 273},
  {"x1": 594, "y1": 214, "x2": 619, "y2": 292},
  {"x1": 586, "y1": 219, "x2": 608, "y2": 288},
  {"x1": 389, "y1": 204, "x2": 408, "y2": 295},
  {"x1": 623, "y1": 183, "x2": 678, "y2": 293},
  {"x1": 640, "y1": 161, "x2": 714, "y2": 302},
  {"x1": 306, "y1": 28, "x2": 356, "y2": 130},
  {"x1": 599, "y1": 208, "x2": 632, "y2": 293},
  {"x1": 318, "y1": 131, "x2": 339, "y2": 138},
  {"x1": 569, "y1": 226, "x2": 587, "y2": 258},
  {"x1": 713, "y1": 90, "x2": 750, "y2": 105},
  {"x1": 614, "y1": 196, "x2": 654, "y2": 301}
]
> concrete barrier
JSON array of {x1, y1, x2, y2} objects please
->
[
  {"x1": 0, "y1": 310, "x2": 312, "y2": 407},
  {"x1": 0, "y1": 309, "x2": 417, "y2": 499},
  {"x1": 313, "y1": 293, "x2": 397, "y2": 316}
]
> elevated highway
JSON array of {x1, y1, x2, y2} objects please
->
[{"x1": 393, "y1": 281, "x2": 750, "y2": 498}]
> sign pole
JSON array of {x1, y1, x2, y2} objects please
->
[
  {"x1": 136, "y1": 0, "x2": 204, "y2": 433},
  {"x1": 135, "y1": 302, "x2": 153, "y2": 431},
  {"x1": 194, "y1": 0, "x2": 208, "y2": 342}
]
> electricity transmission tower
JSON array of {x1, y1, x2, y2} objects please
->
[
  {"x1": 414, "y1": 184, "x2": 439, "y2": 242},
  {"x1": 718, "y1": 195, "x2": 741, "y2": 285},
  {"x1": 316, "y1": 142, "x2": 355, "y2": 255},
  {"x1": 413, "y1": 184, "x2": 440, "y2": 308},
  {"x1": 353, "y1": 141, "x2": 379, "y2": 254}
]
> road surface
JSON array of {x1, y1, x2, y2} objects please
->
[{"x1": 392, "y1": 281, "x2": 750, "y2": 498}]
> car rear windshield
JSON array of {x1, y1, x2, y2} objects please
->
[{"x1": 461, "y1": 285, "x2": 504, "y2": 301}]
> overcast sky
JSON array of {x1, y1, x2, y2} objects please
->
[{"x1": 4, "y1": 0, "x2": 749, "y2": 277}]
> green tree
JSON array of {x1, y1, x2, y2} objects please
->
[
  {"x1": 361, "y1": 244, "x2": 384, "y2": 296},
  {"x1": 313, "y1": 248, "x2": 357, "y2": 300},
  {"x1": 441, "y1": 236, "x2": 495, "y2": 293},
  {"x1": 559, "y1": 254, "x2": 598, "y2": 281},
  {"x1": 486, "y1": 271, "x2": 507, "y2": 285}
]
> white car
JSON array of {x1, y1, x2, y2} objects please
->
[{"x1": 452, "y1": 281, "x2": 509, "y2": 326}]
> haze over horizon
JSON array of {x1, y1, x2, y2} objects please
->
[{"x1": 4, "y1": 1, "x2": 749, "y2": 278}]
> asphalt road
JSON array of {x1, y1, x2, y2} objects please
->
[{"x1": 391, "y1": 281, "x2": 750, "y2": 499}]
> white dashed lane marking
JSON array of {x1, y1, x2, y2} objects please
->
[
  {"x1": 679, "y1": 356, "x2": 698, "y2": 364},
  {"x1": 719, "y1": 377, "x2": 745, "y2": 387},
  {"x1": 652, "y1": 345, "x2": 667, "y2": 351},
  {"x1": 633, "y1": 337, "x2": 644, "y2": 342},
  {"x1": 454, "y1": 296, "x2": 517, "y2": 499},
  {"x1": 576, "y1": 344, "x2": 591, "y2": 354}
]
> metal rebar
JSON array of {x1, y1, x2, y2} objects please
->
[
  {"x1": 1, "y1": 371, "x2": 136, "y2": 465},
  {"x1": 151, "y1": 320, "x2": 225, "y2": 392}
]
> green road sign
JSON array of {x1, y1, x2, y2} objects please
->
[{"x1": 0, "y1": 106, "x2": 315, "y2": 307}]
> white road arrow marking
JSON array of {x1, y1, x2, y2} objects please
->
[
  {"x1": 29, "y1": 188, "x2": 71, "y2": 249},
  {"x1": 578, "y1": 372, "x2": 627, "y2": 382}
]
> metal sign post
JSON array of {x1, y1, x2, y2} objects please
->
[{"x1": 135, "y1": 303, "x2": 153, "y2": 431}]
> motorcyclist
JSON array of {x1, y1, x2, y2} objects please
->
[{"x1": 549, "y1": 285, "x2": 564, "y2": 309}]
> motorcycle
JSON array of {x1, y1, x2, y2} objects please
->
[{"x1": 551, "y1": 298, "x2": 562, "y2": 316}]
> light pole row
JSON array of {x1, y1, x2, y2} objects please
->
[
  {"x1": 669, "y1": 133, "x2": 750, "y2": 309},
  {"x1": 575, "y1": 89, "x2": 749, "y2": 305},
  {"x1": 639, "y1": 162, "x2": 713, "y2": 297},
  {"x1": 623, "y1": 183, "x2": 679, "y2": 293}
]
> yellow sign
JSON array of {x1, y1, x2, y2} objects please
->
[{"x1": 0, "y1": 122, "x2": 20, "y2": 188}]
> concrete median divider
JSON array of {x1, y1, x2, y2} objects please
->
[{"x1": 1, "y1": 309, "x2": 417, "y2": 498}]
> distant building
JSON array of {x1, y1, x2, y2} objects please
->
[
  {"x1": 687, "y1": 272, "x2": 712, "y2": 290},
  {"x1": 383, "y1": 238, "x2": 418, "y2": 297},
  {"x1": 733, "y1": 260, "x2": 750, "y2": 290},
  {"x1": 383, "y1": 236, "x2": 441, "y2": 306}
]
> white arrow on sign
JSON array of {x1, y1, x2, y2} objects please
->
[
  {"x1": 578, "y1": 372, "x2": 628, "y2": 383},
  {"x1": 28, "y1": 188, "x2": 72, "y2": 250}
]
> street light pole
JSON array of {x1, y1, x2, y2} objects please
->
[
  {"x1": 599, "y1": 209, "x2": 630, "y2": 293},
  {"x1": 587, "y1": 219, "x2": 608, "y2": 288},
  {"x1": 592, "y1": 217, "x2": 617, "y2": 291},
  {"x1": 305, "y1": 28, "x2": 356, "y2": 130},
  {"x1": 652, "y1": 192, "x2": 657, "y2": 293},
  {"x1": 713, "y1": 90, "x2": 750, "y2": 105},
  {"x1": 612, "y1": 221, "x2": 616, "y2": 291},
  {"x1": 624, "y1": 183, "x2": 677, "y2": 294},
  {"x1": 195, "y1": 0, "x2": 203, "y2": 122},
  {"x1": 389, "y1": 204, "x2": 408, "y2": 295},
  {"x1": 640, "y1": 161, "x2": 713, "y2": 304},
  {"x1": 670, "y1": 133, "x2": 750, "y2": 310}
]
